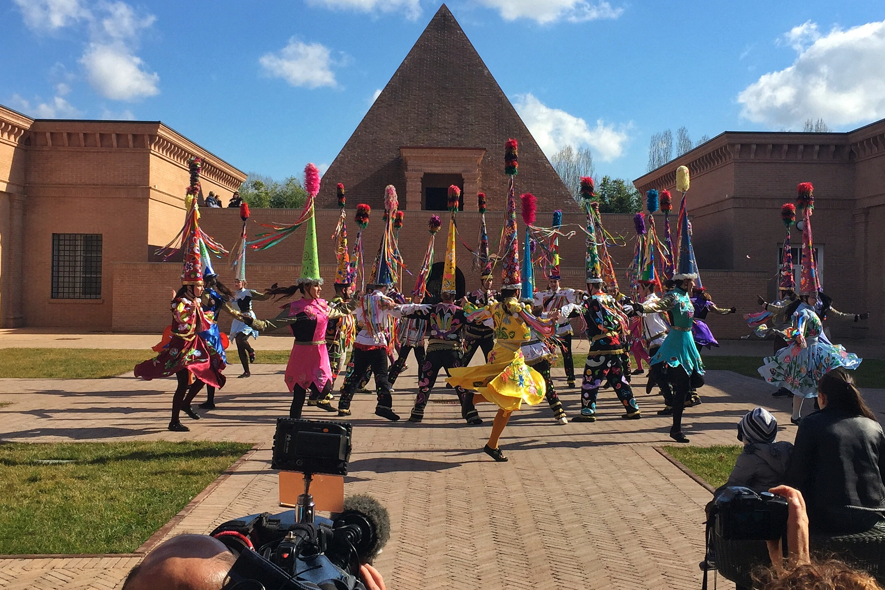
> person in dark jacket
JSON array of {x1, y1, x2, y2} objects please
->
[{"x1": 784, "y1": 368, "x2": 885, "y2": 534}]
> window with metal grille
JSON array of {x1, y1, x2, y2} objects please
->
[{"x1": 51, "y1": 234, "x2": 102, "y2": 299}]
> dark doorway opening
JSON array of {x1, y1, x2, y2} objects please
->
[{"x1": 423, "y1": 173, "x2": 464, "y2": 211}]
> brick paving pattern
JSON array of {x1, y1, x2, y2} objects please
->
[{"x1": 0, "y1": 334, "x2": 882, "y2": 589}]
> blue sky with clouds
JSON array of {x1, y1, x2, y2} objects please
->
[{"x1": 3, "y1": 0, "x2": 885, "y2": 184}]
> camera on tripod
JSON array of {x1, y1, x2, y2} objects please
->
[
  {"x1": 714, "y1": 486, "x2": 789, "y2": 541},
  {"x1": 212, "y1": 419, "x2": 390, "y2": 590}
]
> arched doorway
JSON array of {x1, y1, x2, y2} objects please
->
[{"x1": 424, "y1": 261, "x2": 465, "y2": 303}]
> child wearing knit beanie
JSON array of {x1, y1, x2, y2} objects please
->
[{"x1": 715, "y1": 407, "x2": 794, "y2": 495}]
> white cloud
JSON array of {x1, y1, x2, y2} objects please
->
[
  {"x1": 370, "y1": 88, "x2": 382, "y2": 104},
  {"x1": 475, "y1": 0, "x2": 622, "y2": 24},
  {"x1": 738, "y1": 19, "x2": 885, "y2": 128},
  {"x1": 306, "y1": 0, "x2": 421, "y2": 20},
  {"x1": 513, "y1": 93, "x2": 630, "y2": 162},
  {"x1": 98, "y1": 1, "x2": 156, "y2": 42},
  {"x1": 13, "y1": 0, "x2": 89, "y2": 32},
  {"x1": 259, "y1": 40, "x2": 339, "y2": 89},
  {"x1": 9, "y1": 93, "x2": 82, "y2": 118},
  {"x1": 80, "y1": 43, "x2": 160, "y2": 101}
]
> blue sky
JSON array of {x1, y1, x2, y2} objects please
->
[{"x1": 3, "y1": 0, "x2": 885, "y2": 184}]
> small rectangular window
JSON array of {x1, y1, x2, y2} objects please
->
[{"x1": 51, "y1": 234, "x2": 102, "y2": 299}]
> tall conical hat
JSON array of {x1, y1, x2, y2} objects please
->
[
  {"x1": 200, "y1": 238, "x2": 217, "y2": 279},
  {"x1": 640, "y1": 191, "x2": 660, "y2": 288},
  {"x1": 796, "y1": 182, "x2": 820, "y2": 294},
  {"x1": 476, "y1": 193, "x2": 493, "y2": 278},
  {"x1": 581, "y1": 177, "x2": 602, "y2": 284},
  {"x1": 296, "y1": 163, "x2": 323, "y2": 286},
  {"x1": 673, "y1": 194, "x2": 700, "y2": 283},
  {"x1": 442, "y1": 186, "x2": 459, "y2": 294},
  {"x1": 548, "y1": 210, "x2": 562, "y2": 281},
  {"x1": 414, "y1": 215, "x2": 442, "y2": 295},
  {"x1": 660, "y1": 189, "x2": 674, "y2": 280},
  {"x1": 501, "y1": 179, "x2": 521, "y2": 289},
  {"x1": 779, "y1": 203, "x2": 796, "y2": 291},
  {"x1": 520, "y1": 193, "x2": 536, "y2": 301},
  {"x1": 229, "y1": 202, "x2": 250, "y2": 282},
  {"x1": 371, "y1": 185, "x2": 399, "y2": 286},
  {"x1": 181, "y1": 157, "x2": 204, "y2": 285},
  {"x1": 333, "y1": 183, "x2": 353, "y2": 286}
]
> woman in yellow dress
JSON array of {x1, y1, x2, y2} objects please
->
[{"x1": 448, "y1": 287, "x2": 558, "y2": 462}]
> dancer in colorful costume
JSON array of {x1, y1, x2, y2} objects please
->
[
  {"x1": 690, "y1": 286, "x2": 736, "y2": 349},
  {"x1": 196, "y1": 254, "x2": 240, "y2": 410},
  {"x1": 447, "y1": 140, "x2": 558, "y2": 461},
  {"x1": 135, "y1": 157, "x2": 229, "y2": 432},
  {"x1": 337, "y1": 186, "x2": 408, "y2": 421},
  {"x1": 573, "y1": 177, "x2": 641, "y2": 422},
  {"x1": 400, "y1": 200, "x2": 478, "y2": 424},
  {"x1": 534, "y1": 209, "x2": 581, "y2": 388},
  {"x1": 757, "y1": 183, "x2": 863, "y2": 423},
  {"x1": 326, "y1": 183, "x2": 358, "y2": 385},
  {"x1": 227, "y1": 201, "x2": 271, "y2": 379},
  {"x1": 636, "y1": 166, "x2": 704, "y2": 442}
]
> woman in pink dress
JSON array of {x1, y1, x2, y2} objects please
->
[{"x1": 247, "y1": 281, "x2": 357, "y2": 418}]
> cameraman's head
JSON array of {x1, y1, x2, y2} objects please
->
[{"x1": 122, "y1": 535, "x2": 235, "y2": 590}]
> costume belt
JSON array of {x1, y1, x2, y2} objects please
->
[
  {"x1": 588, "y1": 348, "x2": 626, "y2": 356},
  {"x1": 646, "y1": 331, "x2": 667, "y2": 342},
  {"x1": 671, "y1": 326, "x2": 691, "y2": 332},
  {"x1": 591, "y1": 332, "x2": 618, "y2": 343},
  {"x1": 292, "y1": 340, "x2": 326, "y2": 345}
]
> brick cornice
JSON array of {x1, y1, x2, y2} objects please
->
[
  {"x1": 0, "y1": 106, "x2": 32, "y2": 148},
  {"x1": 151, "y1": 125, "x2": 246, "y2": 191}
]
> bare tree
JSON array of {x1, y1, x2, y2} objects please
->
[
  {"x1": 803, "y1": 118, "x2": 829, "y2": 132},
  {"x1": 552, "y1": 145, "x2": 595, "y2": 205},
  {"x1": 695, "y1": 134, "x2": 711, "y2": 148},
  {"x1": 676, "y1": 126, "x2": 692, "y2": 157},
  {"x1": 647, "y1": 130, "x2": 674, "y2": 172}
]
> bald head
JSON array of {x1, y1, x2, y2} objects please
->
[{"x1": 123, "y1": 535, "x2": 235, "y2": 590}]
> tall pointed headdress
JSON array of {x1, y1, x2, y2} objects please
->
[
  {"x1": 229, "y1": 202, "x2": 251, "y2": 282},
  {"x1": 414, "y1": 215, "x2": 442, "y2": 296},
  {"x1": 181, "y1": 157, "x2": 205, "y2": 285},
  {"x1": 333, "y1": 183, "x2": 354, "y2": 286},
  {"x1": 520, "y1": 193, "x2": 537, "y2": 302},
  {"x1": 353, "y1": 204, "x2": 370, "y2": 290},
  {"x1": 673, "y1": 166, "x2": 700, "y2": 284},
  {"x1": 371, "y1": 185, "x2": 400, "y2": 286},
  {"x1": 442, "y1": 185, "x2": 460, "y2": 294},
  {"x1": 476, "y1": 193, "x2": 492, "y2": 278},
  {"x1": 779, "y1": 203, "x2": 796, "y2": 291},
  {"x1": 660, "y1": 189, "x2": 675, "y2": 280},
  {"x1": 501, "y1": 139, "x2": 522, "y2": 289},
  {"x1": 640, "y1": 191, "x2": 659, "y2": 286},
  {"x1": 295, "y1": 163, "x2": 323, "y2": 286},
  {"x1": 796, "y1": 182, "x2": 819, "y2": 294},
  {"x1": 548, "y1": 210, "x2": 562, "y2": 281},
  {"x1": 581, "y1": 177, "x2": 602, "y2": 284}
]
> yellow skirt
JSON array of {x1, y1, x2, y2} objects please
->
[{"x1": 446, "y1": 343, "x2": 546, "y2": 411}]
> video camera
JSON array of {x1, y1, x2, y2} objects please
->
[
  {"x1": 713, "y1": 486, "x2": 788, "y2": 540},
  {"x1": 212, "y1": 419, "x2": 390, "y2": 590}
]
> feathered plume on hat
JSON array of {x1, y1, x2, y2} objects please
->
[
  {"x1": 676, "y1": 166, "x2": 691, "y2": 193},
  {"x1": 796, "y1": 182, "x2": 820, "y2": 294},
  {"x1": 476, "y1": 192, "x2": 492, "y2": 278},
  {"x1": 505, "y1": 139, "x2": 518, "y2": 176},
  {"x1": 520, "y1": 193, "x2": 537, "y2": 301},
  {"x1": 413, "y1": 215, "x2": 442, "y2": 296},
  {"x1": 295, "y1": 163, "x2": 323, "y2": 286},
  {"x1": 779, "y1": 203, "x2": 796, "y2": 291},
  {"x1": 548, "y1": 210, "x2": 562, "y2": 281}
]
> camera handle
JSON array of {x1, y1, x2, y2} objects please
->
[{"x1": 296, "y1": 473, "x2": 316, "y2": 525}]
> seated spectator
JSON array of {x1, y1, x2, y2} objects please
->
[
  {"x1": 228, "y1": 191, "x2": 243, "y2": 208},
  {"x1": 205, "y1": 192, "x2": 221, "y2": 208},
  {"x1": 784, "y1": 368, "x2": 885, "y2": 534},
  {"x1": 715, "y1": 407, "x2": 793, "y2": 496},
  {"x1": 756, "y1": 485, "x2": 882, "y2": 590}
]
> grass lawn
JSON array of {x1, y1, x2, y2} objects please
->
[
  {"x1": 0, "y1": 441, "x2": 252, "y2": 555},
  {"x1": 569, "y1": 354, "x2": 885, "y2": 389},
  {"x1": 663, "y1": 444, "x2": 743, "y2": 490},
  {"x1": 0, "y1": 348, "x2": 295, "y2": 379}
]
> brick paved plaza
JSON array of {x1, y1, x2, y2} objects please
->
[{"x1": 0, "y1": 331, "x2": 882, "y2": 590}]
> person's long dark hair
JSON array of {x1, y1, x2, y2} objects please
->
[
  {"x1": 692, "y1": 286, "x2": 711, "y2": 301},
  {"x1": 173, "y1": 285, "x2": 192, "y2": 302},
  {"x1": 204, "y1": 276, "x2": 234, "y2": 300},
  {"x1": 263, "y1": 283, "x2": 302, "y2": 301},
  {"x1": 784, "y1": 297, "x2": 804, "y2": 318},
  {"x1": 817, "y1": 291, "x2": 833, "y2": 320},
  {"x1": 818, "y1": 368, "x2": 876, "y2": 421}
]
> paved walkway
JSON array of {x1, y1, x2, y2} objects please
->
[{"x1": 0, "y1": 333, "x2": 883, "y2": 589}]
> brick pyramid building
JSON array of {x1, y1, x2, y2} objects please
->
[{"x1": 317, "y1": 3, "x2": 573, "y2": 212}]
